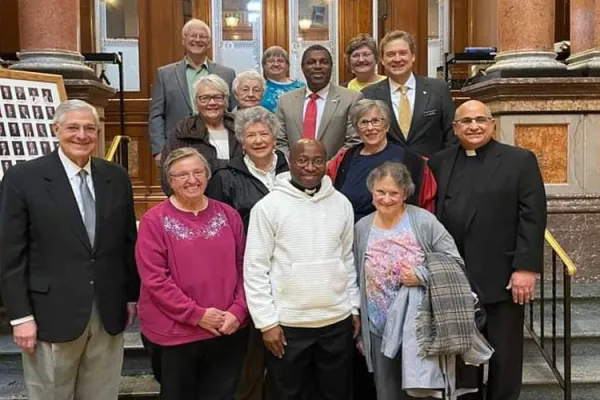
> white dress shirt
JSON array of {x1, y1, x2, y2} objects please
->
[
  {"x1": 302, "y1": 83, "x2": 330, "y2": 139},
  {"x1": 244, "y1": 153, "x2": 278, "y2": 191},
  {"x1": 389, "y1": 73, "x2": 416, "y2": 124},
  {"x1": 10, "y1": 148, "x2": 95, "y2": 327}
]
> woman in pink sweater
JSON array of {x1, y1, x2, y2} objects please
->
[{"x1": 136, "y1": 147, "x2": 248, "y2": 400}]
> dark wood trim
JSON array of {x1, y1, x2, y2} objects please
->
[{"x1": 263, "y1": 0, "x2": 289, "y2": 51}]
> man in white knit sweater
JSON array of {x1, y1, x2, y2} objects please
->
[{"x1": 244, "y1": 139, "x2": 360, "y2": 400}]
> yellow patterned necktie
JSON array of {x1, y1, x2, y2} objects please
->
[{"x1": 399, "y1": 85, "x2": 412, "y2": 138}]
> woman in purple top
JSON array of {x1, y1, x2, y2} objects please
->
[{"x1": 136, "y1": 147, "x2": 248, "y2": 400}]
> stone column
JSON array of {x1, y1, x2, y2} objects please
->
[
  {"x1": 10, "y1": 0, "x2": 95, "y2": 79},
  {"x1": 8, "y1": 0, "x2": 116, "y2": 156},
  {"x1": 568, "y1": 0, "x2": 600, "y2": 70},
  {"x1": 487, "y1": 0, "x2": 566, "y2": 72}
]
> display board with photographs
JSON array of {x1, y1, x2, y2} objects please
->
[{"x1": 0, "y1": 69, "x2": 66, "y2": 180}]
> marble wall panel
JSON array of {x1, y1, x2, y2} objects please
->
[
  {"x1": 497, "y1": 114, "x2": 585, "y2": 195},
  {"x1": 514, "y1": 124, "x2": 568, "y2": 184}
]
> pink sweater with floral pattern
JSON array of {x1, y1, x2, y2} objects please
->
[{"x1": 136, "y1": 198, "x2": 247, "y2": 346}]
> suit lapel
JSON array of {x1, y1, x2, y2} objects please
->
[
  {"x1": 91, "y1": 159, "x2": 112, "y2": 252},
  {"x1": 408, "y1": 76, "x2": 430, "y2": 141},
  {"x1": 380, "y1": 79, "x2": 405, "y2": 144},
  {"x1": 317, "y1": 87, "x2": 341, "y2": 139},
  {"x1": 292, "y1": 88, "x2": 307, "y2": 139},
  {"x1": 175, "y1": 61, "x2": 193, "y2": 113},
  {"x1": 435, "y1": 146, "x2": 460, "y2": 219},
  {"x1": 44, "y1": 152, "x2": 92, "y2": 252},
  {"x1": 464, "y1": 142, "x2": 502, "y2": 231}
]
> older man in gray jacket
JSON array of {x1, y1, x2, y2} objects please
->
[{"x1": 148, "y1": 19, "x2": 235, "y2": 165}]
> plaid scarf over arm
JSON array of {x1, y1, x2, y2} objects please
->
[{"x1": 416, "y1": 252, "x2": 475, "y2": 359}]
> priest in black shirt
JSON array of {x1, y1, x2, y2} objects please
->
[{"x1": 429, "y1": 100, "x2": 547, "y2": 400}]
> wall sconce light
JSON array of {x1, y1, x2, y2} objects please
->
[
  {"x1": 298, "y1": 17, "x2": 312, "y2": 31},
  {"x1": 225, "y1": 15, "x2": 240, "y2": 28},
  {"x1": 103, "y1": 0, "x2": 119, "y2": 7}
]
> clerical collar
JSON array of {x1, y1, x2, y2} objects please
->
[
  {"x1": 463, "y1": 139, "x2": 494, "y2": 157},
  {"x1": 290, "y1": 179, "x2": 321, "y2": 196}
]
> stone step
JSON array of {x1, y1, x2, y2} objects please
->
[
  {"x1": 0, "y1": 328, "x2": 150, "y2": 376},
  {"x1": 0, "y1": 373, "x2": 159, "y2": 400},
  {"x1": 521, "y1": 355, "x2": 600, "y2": 400}
]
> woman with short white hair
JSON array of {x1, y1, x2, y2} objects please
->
[
  {"x1": 233, "y1": 70, "x2": 266, "y2": 110},
  {"x1": 160, "y1": 74, "x2": 242, "y2": 194}
]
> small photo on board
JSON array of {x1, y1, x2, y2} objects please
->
[
  {"x1": 12, "y1": 141, "x2": 24, "y2": 156},
  {"x1": 1, "y1": 160, "x2": 12, "y2": 173},
  {"x1": 8, "y1": 123, "x2": 20, "y2": 137},
  {"x1": 0, "y1": 141, "x2": 10, "y2": 156},
  {"x1": 4, "y1": 104, "x2": 16, "y2": 119},
  {"x1": 15, "y1": 86, "x2": 26, "y2": 101},
  {"x1": 36, "y1": 123, "x2": 48, "y2": 137},
  {"x1": 18, "y1": 105, "x2": 31, "y2": 119},
  {"x1": 40, "y1": 141, "x2": 51, "y2": 155},
  {"x1": 45, "y1": 106, "x2": 56, "y2": 120},
  {"x1": 23, "y1": 123, "x2": 34, "y2": 138},
  {"x1": 41, "y1": 89, "x2": 54, "y2": 103},
  {"x1": 53, "y1": 141, "x2": 59, "y2": 150},
  {"x1": 32, "y1": 105, "x2": 44, "y2": 120},
  {"x1": 28, "y1": 88, "x2": 39, "y2": 98},
  {"x1": 26, "y1": 141, "x2": 38, "y2": 156},
  {"x1": 0, "y1": 123, "x2": 5, "y2": 137},
  {"x1": 1, "y1": 85, "x2": 12, "y2": 100}
]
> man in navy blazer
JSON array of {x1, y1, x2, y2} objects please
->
[
  {"x1": 362, "y1": 30, "x2": 456, "y2": 158},
  {"x1": 148, "y1": 19, "x2": 236, "y2": 165}
]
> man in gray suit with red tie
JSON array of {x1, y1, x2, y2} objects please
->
[
  {"x1": 276, "y1": 45, "x2": 362, "y2": 159},
  {"x1": 362, "y1": 30, "x2": 456, "y2": 158},
  {"x1": 148, "y1": 19, "x2": 236, "y2": 165}
]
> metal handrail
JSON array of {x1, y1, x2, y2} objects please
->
[
  {"x1": 104, "y1": 135, "x2": 130, "y2": 162},
  {"x1": 544, "y1": 229, "x2": 577, "y2": 276},
  {"x1": 525, "y1": 228, "x2": 575, "y2": 400}
]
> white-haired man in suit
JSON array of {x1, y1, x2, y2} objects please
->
[{"x1": 148, "y1": 19, "x2": 236, "y2": 166}]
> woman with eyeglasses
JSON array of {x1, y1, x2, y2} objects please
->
[
  {"x1": 136, "y1": 147, "x2": 249, "y2": 400},
  {"x1": 260, "y1": 46, "x2": 305, "y2": 112},
  {"x1": 161, "y1": 74, "x2": 242, "y2": 194},
  {"x1": 232, "y1": 70, "x2": 266, "y2": 111},
  {"x1": 343, "y1": 34, "x2": 386, "y2": 92},
  {"x1": 328, "y1": 99, "x2": 435, "y2": 224}
]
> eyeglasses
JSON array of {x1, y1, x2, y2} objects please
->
[
  {"x1": 455, "y1": 116, "x2": 492, "y2": 126},
  {"x1": 350, "y1": 51, "x2": 374, "y2": 60},
  {"x1": 62, "y1": 124, "x2": 98, "y2": 134},
  {"x1": 169, "y1": 171, "x2": 206, "y2": 181},
  {"x1": 186, "y1": 33, "x2": 210, "y2": 41},
  {"x1": 196, "y1": 94, "x2": 226, "y2": 104},
  {"x1": 295, "y1": 157, "x2": 325, "y2": 168},
  {"x1": 238, "y1": 86, "x2": 263, "y2": 95},
  {"x1": 357, "y1": 117, "x2": 385, "y2": 129},
  {"x1": 266, "y1": 58, "x2": 287, "y2": 65}
]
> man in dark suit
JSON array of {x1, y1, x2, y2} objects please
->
[
  {"x1": 149, "y1": 18, "x2": 236, "y2": 166},
  {"x1": 0, "y1": 99, "x2": 139, "y2": 400},
  {"x1": 429, "y1": 100, "x2": 547, "y2": 400},
  {"x1": 362, "y1": 30, "x2": 456, "y2": 158}
]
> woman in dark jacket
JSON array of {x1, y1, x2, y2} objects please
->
[
  {"x1": 327, "y1": 99, "x2": 436, "y2": 223},
  {"x1": 205, "y1": 106, "x2": 288, "y2": 400},
  {"x1": 160, "y1": 74, "x2": 243, "y2": 194}
]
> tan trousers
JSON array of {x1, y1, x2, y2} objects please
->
[{"x1": 22, "y1": 305, "x2": 124, "y2": 400}]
